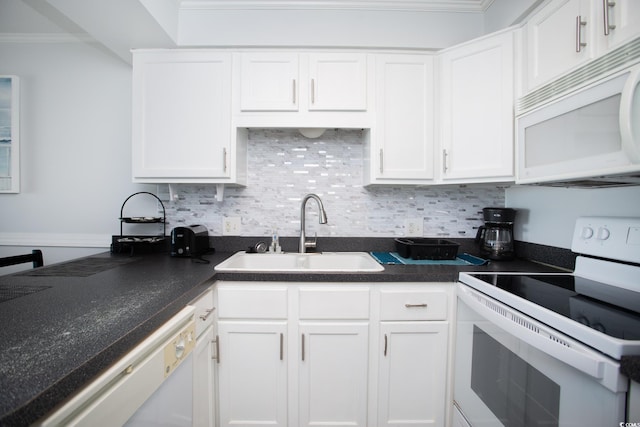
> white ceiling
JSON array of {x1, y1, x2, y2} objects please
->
[{"x1": 178, "y1": 0, "x2": 496, "y2": 12}]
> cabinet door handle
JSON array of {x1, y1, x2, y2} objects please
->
[
  {"x1": 384, "y1": 334, "x2": 388, "y2": 357},
  {"x1": 301, "y1": 333, "x2": 305, "y2": 361},
  {"x1": 442, "y1": 149, "x2": 448, "y2": 173},
  {"x1": 311, "y1": 78, "x2": 315, "y2": 104},
  {"x1": 199, "y1": 307, "x2": 215, "y2": 321},
  {"x1": 222, "y1": 147, "x2": 228, "y2": 172},
  {"x1": 379, "y1": 149, "x2": 384, "y2": 174},
  {"x1": 603, "y1": 0, "x2": 616, "y2": 36},
  {"x1": 292, "y1": 79, "x2": 297, "y2": 105},
  {"x1": 280, "y1": 333, "x2": 284, "y2": 361},
  {"x1": 405, "y1": 303, "x2": 428, "y2": 308},
  {"x1": 213, "y1": 335, "x2": 220, "y2": 363},
  {"x1": 576, "y1": 15, "x2": 588, "y2": 52}
]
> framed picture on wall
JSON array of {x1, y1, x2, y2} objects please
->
[{"x1": 0, "y1": 75, "x2": 20, "y2": 193}]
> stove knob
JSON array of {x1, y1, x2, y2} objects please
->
[
  {"x1": 597, "y1": 227, "x2": 610, "y2": 240},
  {"x1": 581, "y1": 227, "x2": 594, "y2": 239}
]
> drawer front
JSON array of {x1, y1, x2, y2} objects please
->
[
  {"x1": 299, "y1": 288, "x2": 370, "y2": 319},
  {"x1": 217, "y1": 286, "x2": 288, "y2": 319},
  {"x1": 380, "y1": 290, "x2": 448, "y2": 321},
  {"x1": 191, "y1": 288, "x2": 215, "y2": 337}
]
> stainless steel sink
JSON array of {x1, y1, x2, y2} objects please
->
[{"x1": 214, "y1": 251, "x2": 384, "y2": 273}]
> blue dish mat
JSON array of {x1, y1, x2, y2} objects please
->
[{"x1": 370, "y1": 251, "x2": 488, "y2": 266}]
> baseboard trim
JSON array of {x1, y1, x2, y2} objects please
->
[{"x1": 0, "y1": 233, "x2": 111, "y2": 248}]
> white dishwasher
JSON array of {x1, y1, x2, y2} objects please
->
[
  {"x1": 38, "y1": 305, "x2": 197, "y2": 427},
  {"x1": 128, "y1": 288, "x2": 216, "y2": 426}
]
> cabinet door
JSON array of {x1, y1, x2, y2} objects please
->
[
  {"x1": 599, "y1": 0, "x2": 640, "y2": 51},
  {"x1": 194, "y1": 325, "x2": 215, "y2": 427},
  {"x1": 526, "y1": 0, "x2": 595, "y2": 89},
  {"x1": 439, "y1": 31, "x2": 514, "y2": 182},
  {"x1": 378, "y1": 322, "x2": 448, "y2": 427},
  {"x1": 308, "y1": 53, "x2": 367, "y2": 111},
  {"x1": 217, "y1": 321, "x2": 287, "y2": 427},
  {"x1": 132, "y1": 51, "x2": 232, "y2": 180},
  {"x1": 371, "y1": 55, "x2": 435, "y2": 183},
  {"x1": 240, "y1": 53, "x2": 299, "y2": 111},
  {"x1": 299, "y1": 322, "x2": 369, "y2": 427}
]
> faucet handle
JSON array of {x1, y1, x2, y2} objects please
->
[{"x1": 304, "y1": 233, "x2": 318, "y2": 250}]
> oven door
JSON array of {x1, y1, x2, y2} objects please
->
[{"x1": 454, "y1": 283, "x2": 627, "y2": 427}]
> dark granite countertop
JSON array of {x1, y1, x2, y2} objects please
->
[
  {"x1": 0, "y1": 252, "x2": 222, "y2": 426},
  {"x1": 0, "y1": 239, "x2": 635, "y2": 426}
]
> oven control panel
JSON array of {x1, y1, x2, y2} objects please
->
[{"x1": 572, "y1": 216, "x2": 640, "y2": 263}]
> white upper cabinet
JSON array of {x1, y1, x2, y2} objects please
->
[
  {"x1": 132, "y1": 50, "x2": 245, "y2": 184},
  {"x1": 366, "y1": 54, "x2": 435, "y2": 184},
  {"x1": 439, "y1": 30, "x2": 515, "y2": 182},
  {"x1": 526, "y1": 0, "x2": 595, "y2": 90},
  {"x1": 239, "y1": 53, "x2": 299, "y2": 112},
  {"x1": 237, "y1": 52, "x2": 369, "y2": 117},
  {"x1": 307, "y1": 53, "x2": 368, "y2": 111},
  {"x1": 597, "y1": 0, "x2": 640, "y2": 51},
  {"x1": 526, "y1": 0, "x2": 640, "y2": 91}
]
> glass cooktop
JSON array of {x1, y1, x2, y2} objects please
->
[{"x1": 467, "y1": 273, "x2": 640, "y2": 341}]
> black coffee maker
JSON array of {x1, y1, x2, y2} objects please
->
[{"x1": 475, "y1": 207, "x2": 516, "y2": 260}]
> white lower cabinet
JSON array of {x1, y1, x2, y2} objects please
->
[
  {"x1": 192, "y1": 288, "x2": 217, "y2": 427},
  {"x1": 299, "y1": 322, "x2": 370, "y2": 426},
  {"x1": 216, "y1": 284, "x2": 289, "y2": 427},
  {"x1": 194, "y1": 324, "x2": 216, "y2": 427},
  {"x1": 217, "y1": 321, "x2": 288, "y2": 426},
  {"x1": 378, "y1": 322, "x2": 448, "y2": 426},
  {"x1": 376, "y1": 287, "x2": 450, "y2": 427},
  {"x1": 214, "y1": 282, "x2": 451, "y2": 427}
]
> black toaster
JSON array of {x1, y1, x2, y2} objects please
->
[{"x1": 170, "y1": 225, "x2": 209, "y2": 257}]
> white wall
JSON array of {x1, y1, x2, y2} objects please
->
[
  {"x1": 0, "y1": 38, "x2": 154, "y2": 269},
  {"x1": 178, "y1": 8, "x2": 485, "y2": 49},
  {"x1": 506, "y1": 185, "x2": 640, "y2": 249}
]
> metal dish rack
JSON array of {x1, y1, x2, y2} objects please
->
[{"x1": 111, "y1": 192, "x2": 167, "y2": 255}]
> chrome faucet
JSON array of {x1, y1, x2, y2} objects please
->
[{"x1": 299, "y1": 193, "x2": 328, "y2": 253}]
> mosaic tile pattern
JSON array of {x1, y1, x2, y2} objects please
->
[{"x1": 158, "y1": 129, "x2": 506, "y2": 237}]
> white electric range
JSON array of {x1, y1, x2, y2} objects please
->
[{"x1": 454, "y1": 216, "x2": 640, "y2": 427}]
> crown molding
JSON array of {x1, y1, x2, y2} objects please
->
[
  {"x1": 0, "y1": 33, "x2": 95, "y2": 44},
  {"x1": 180, "y1": 0, "x2": 495, "y2": 12}
]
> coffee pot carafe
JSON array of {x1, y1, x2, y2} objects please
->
[{"x1": 475, "y1": 207, "x2": 516, "y2": 260}]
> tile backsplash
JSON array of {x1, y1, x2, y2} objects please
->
[{"x1": 158, "y1": 129, "x2": 507, "y2": 237}]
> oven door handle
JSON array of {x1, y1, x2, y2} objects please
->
[{"x1": 458, "y1": 285, "x2": 606, "y2": 380}]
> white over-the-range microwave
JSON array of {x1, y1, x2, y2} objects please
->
[{"x1": 516, "y1": 39, "x2": 640, "y2": 188}]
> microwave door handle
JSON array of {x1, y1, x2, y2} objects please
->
[
  {"x1": 619, "y1": 66, "x2": 640, "y2": 163},
  {"x1": 458, "y1": 286, "x2": 606, "y2": 381}
]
